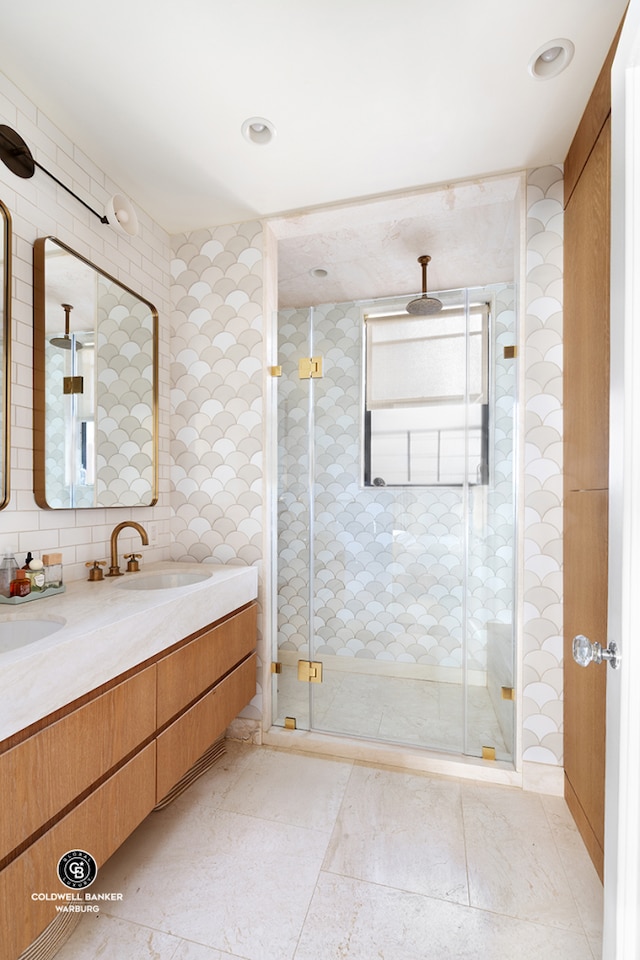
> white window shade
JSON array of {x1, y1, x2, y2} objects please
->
[{"x1": 365, "y1": 306, "x2": 487, "y2": 409}]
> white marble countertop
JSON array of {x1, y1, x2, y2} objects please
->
[{"x1": 0, "y1": 561, "x2": 258, "y2": 742}]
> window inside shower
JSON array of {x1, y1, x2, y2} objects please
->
[{"x1": 364, "y1": 302, "x2": 489, "y2": 486}]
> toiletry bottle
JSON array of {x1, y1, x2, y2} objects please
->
[
  {"x1": 10, "y1": 569, "x2": 31, "y2": 598},
  {"x1": 26, "y1": 558, "x2": 45, "y2": 592},
  {"x1": 0, "y1": 552, "x2": 18, "y2": 598},
  {"x1": 42, "y1": 553, "x2": 63, "y2": 589},
  {"x1": 22, "y1": 551, "x2": 34, "y2": 569}
]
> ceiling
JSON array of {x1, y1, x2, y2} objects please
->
[
  {"x1": 0, "y1": 1, "x2": 627, "y2": 303},
  {"x1": 272, "y1": 174, "x2": 522, "y2": 306}
]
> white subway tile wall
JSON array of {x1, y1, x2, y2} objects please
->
[{"x1": 0, "y1": 72, "x2": 173, "y2": 582}]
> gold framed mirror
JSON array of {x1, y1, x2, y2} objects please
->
[
  {"x1": 33, "y1": 237, "x2": 158, "y2": 509},
  {"x1": 0, "y1": 200, "x2": 10, "y2": 510}
]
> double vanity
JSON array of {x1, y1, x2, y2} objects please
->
[{"x1": 0, "y1": 562, "x2": 258, "y2": 960}]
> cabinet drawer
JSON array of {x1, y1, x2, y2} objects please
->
[
  {"x1": 156, "y1": 653, "x2": 256, "y2": 801},
  {"x1": 157, "y1": 603, "x2": 256, "y2": 727},
  {"x1": 0, "y1": 665, "x2": 156, "y2": 862},
  {"x1": 0, "y1": 743, "x2": 156, "y2": 960}
]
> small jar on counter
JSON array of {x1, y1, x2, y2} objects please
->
[
  {"x1": 26, "y1": 558, "x2": 46, "y2": 592},
  {"x1": 10, "y1": 569, "x2": 31, "y2": 598},
  {"x1": 0, "y1": 552, "x2": 17, "y2": 598},
  {"x1": 42, "y1": 553, "x2": 63, "y2": 589}
]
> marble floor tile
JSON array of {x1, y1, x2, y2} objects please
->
[
  {"x1": 218, "y1": 745, "x2": 352, "y2": 830},
  {"x1": 91, "y1": 806, "x2": 329, "y2": 960},
  {"x1": 54, "y1": 914, "x2": 182, "y2": 960},
  {"x1": 171, "y1": 940, "x2": 251, "y2": 960},
  {"x1": 293, "y1": 872, "x2": 594, "y2": 960},
  {"x1": 462, "y1": 781, "x2": 584, "y2": 931},
  {"x1": 541, "y1": 794, "x2": 604, "y2": 944},
  {"x1": 51, "y1": 745, "x2": 598, "y2": 960},
  {"x1": 323, "y1": 763, "x2": 469, "y2": 904},
  {"x1": 275, "y1": 666, "x2": 511, "y2": 758}
]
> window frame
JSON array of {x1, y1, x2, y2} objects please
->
[{"x1": 363, "y1": 302, "x2": 490, "y2": 488}]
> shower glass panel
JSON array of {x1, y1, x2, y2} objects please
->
[{"x1": 274, "y1": 285, "x2": 516, "y2": 761}]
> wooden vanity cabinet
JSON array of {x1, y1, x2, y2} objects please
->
[
  {"x1": 157, "y1": 603, "x2": 257, "y2": 727},
  {"x1": 0, "y1": 666, "x2": 156, "y2": 864},
  {"x1": 0, "y1": 746, "x2": 156, "y2": 960},
  {"x1": 157, "y1": 654, "x2": 256, "y2": 799},
  {"x1": 0, "y1": 599, "x2": 258, "y2": 960},
  {"x1": 156, "y1": 603, "x2": 257, "y2": 801}
]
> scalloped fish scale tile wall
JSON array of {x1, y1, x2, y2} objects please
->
[
  {"x1": 277, "y1": 289, "x2": 515, "y2": 678},
  {"x1": 170, "y1": 222, "x2": 264, "y2": 722},
  {"x1": 522, "y1": 165, "x2": 564, "y2": 765},
  {"x1": 96, "y1": 281, "x2": 155, "y2": 506},
  {"x1": 171, "y1": 223, "x2": 263, "y2": 566},
  {"x1": 169, "y1": 167, "x2": 565, "y2": 764}
]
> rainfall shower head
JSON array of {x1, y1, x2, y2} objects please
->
[
  {"x1": 50, "y1": 303, "x2": 83, "y2": 350},
  {"x1": 406, "y1": 255, "x2": 442, "y2": 316}
]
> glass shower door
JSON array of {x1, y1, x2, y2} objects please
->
[
  {"x1": 274, "y1": 287, "x2": 516, "y2": 762},
  {"x1": 274, "y1": 306, "x2": 313, "y2": 732}
]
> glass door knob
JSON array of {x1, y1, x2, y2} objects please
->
[{"x1": 572, "y1": 634, "x2": 620, "y2": 669}]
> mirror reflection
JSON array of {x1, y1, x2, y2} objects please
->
[
  {"x1": 34, "y1": 237, "x2": 158, "y2": 509},
  {"x1": 0, "y1": 200, "x2": 9, "y2": 510}
]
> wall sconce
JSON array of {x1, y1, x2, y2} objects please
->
[{"x1": 0, "y1": 125, "x2": 138, "y2": 236}]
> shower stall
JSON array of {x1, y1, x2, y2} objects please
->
[{"x1": 273, "y1": 283, "x2": 517, "y2": 762}]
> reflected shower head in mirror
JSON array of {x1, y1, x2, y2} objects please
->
[
  {"x1": 50, "y1": 303, "x2": 83, "y2": 350},
  {"x1": 406, "y1": 255, "x2": 442, "y2": 315}
]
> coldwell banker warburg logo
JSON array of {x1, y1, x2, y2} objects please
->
[
  {"x1": 57, "y1": 850, "x2": 98, "y2": 889},
  {"x1": 31, "y1": 850, "x2": 124, "y2": 914}
]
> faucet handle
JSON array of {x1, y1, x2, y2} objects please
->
[
  {"x1": 86, "y1": 560, "x2": 106, "y2": 582},
  {"x1": 124, "y1": 553, "x2": 142, "y2": 572}
]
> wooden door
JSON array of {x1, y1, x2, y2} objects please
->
[
  {"x1": 563, "y1": 490, "x2": 608, "y2": 877},
  {"x1": 563, "y1": 98, "x2": 612, "y2": 880}
]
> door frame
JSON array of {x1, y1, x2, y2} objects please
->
[{"x1": 604, "y1": 2, "x2": 640, "y2": 955}]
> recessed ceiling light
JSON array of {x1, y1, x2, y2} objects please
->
[
  {"x1": 241, "y1": 116, "x2": 276, "y2": 145},
  {"x1": 309, "y1": 267, "x2": 328, "y2": 278},
  {"x1": 528, "y1": 39, "x2": 574, "y2": 80}
]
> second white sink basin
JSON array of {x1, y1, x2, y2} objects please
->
[
  {"x1": 0, "y1": 618, "x2": 65, "y2": 653},
  {"x1": 116, "y1": 571, "x2": 212, "y2": 591}
]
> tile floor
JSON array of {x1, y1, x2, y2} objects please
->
[
  {"x1": 276, "y1": 666, "x2": 511, "y2": 759},
  {"x1": 55, "y1": 742, "x2": 602, "y2": 960}
]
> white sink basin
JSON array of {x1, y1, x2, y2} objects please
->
[
  {"x1": 0, "y1": 618, "x2": 65, "y2": 653},
  {"x1": 116, "y1": 571, "x2": 212, "y2": 591}
]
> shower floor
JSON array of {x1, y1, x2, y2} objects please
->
[{"x1": 274, "y1": 665, "x2": 511, "y2": 761}]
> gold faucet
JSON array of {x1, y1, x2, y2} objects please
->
[{"x1": 107, "y1": 521, "x2": 149, "y2": 577}]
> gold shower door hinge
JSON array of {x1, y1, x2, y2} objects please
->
[
  {"x1": 298, "y1": 357, "x2": 323, "y2": 379},
  {"x1": 297, "y1": 659, "x2": 323, "y2": 683},
  {"x1": 63, "y1": 375, "x2": 84, "y2": 394}
]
